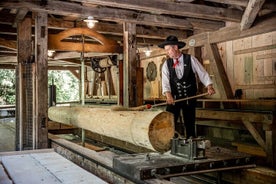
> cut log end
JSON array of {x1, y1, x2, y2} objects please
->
[{"x1": 148, "y1": 112, "x2": 174, "y2": 152}]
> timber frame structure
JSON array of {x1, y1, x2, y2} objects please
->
[{"x1": 0, "y1": 0, "x2": 275, "y2": 171}]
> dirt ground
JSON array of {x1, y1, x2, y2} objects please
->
[{"x1": 0, "y1": 118, "x2": 15, "y2": 152}]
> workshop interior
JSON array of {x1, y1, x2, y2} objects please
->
[{"x1": 0, "y1": 1, "x2": 275, "y2": 184}]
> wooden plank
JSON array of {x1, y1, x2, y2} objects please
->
[
  {"x1": 196, "y1": 109, "x2": 273, "y2": 124},
  {"x1": 1, "y1": 150, "x2": 107, "y2": 184},
  {"x1": 225, "y1": 41, "x2": 234, "y2": 89},
  {"x1": 232, "y1": 142, "x2": 266, "y2": 157},
  {"x1": 30, "y1": 152, "x2": 107, "y2": 184},
  {"x1": 240, "y1": 0, "x2": 266, "y2": 30},
  {"x1": 196, "y1": 120, "x2": 246, "y2": 130},
  {"x1": 253, "y1": 51, "x2": 264, "y2": 84},
  {"x1": 256, "y1": 53, "x2": 276, "y2": 60},
  {"x1": 244, "y1": 55, "x2": 253, "y2": 84},
  {"x1": 2, "y1": 154, "x2": 62, "y2": 183},
  {"x1": 0, "y1": 38, "x2": 16, "y2": 50},
  {"x1": 234, "y1": 44, "x2": 276, "y2": 55},
  {"x1": 235, "y1": 84, "x2": 276, "y2": 89}
]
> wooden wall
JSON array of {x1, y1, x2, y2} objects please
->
[
  {"x1": 141, "y1": 31, "x2": 276, "y2": 101},
  {"x1": 217, "y1": 31, "x2": 275, "y2": 99}
]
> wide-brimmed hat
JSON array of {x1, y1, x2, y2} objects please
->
[{"x1": 158, "y1": 35, "x2": 186, "y2": 49}]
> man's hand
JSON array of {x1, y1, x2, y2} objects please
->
[
  {"x1": 165, "y1": 92, "x2": 175, "y2": 104},
  {"x1": 207, "y1": 84, "x2": 216, "y2": 95}
]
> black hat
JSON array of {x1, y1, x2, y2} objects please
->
[{"x1": 158, "y1": 35, "x2": 186, "y2": 49}]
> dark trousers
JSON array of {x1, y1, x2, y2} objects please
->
[{"x1": 166, "y1": 99, "x2": 196, "y2": 138}]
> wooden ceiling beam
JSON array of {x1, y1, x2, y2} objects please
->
[
  {"x1": 0, "y1": 1, "x2": 225, "y2": 30},
  {"x1": 0, "y1": 38, "x2": 16, "y2": 50},
  {"x1": 0, "y1": 64, "x2": 16, "y2": 69},
  {"x1": 204, "y1": 0, "x2": 248, "y2": 7},
  {"x1": 240, "y1": 0, "x2": 266, "y2": 30},
  {"x1": 0, "y1": 15, "x2": 186, "y2": 42},
  {"x1": 0, "y1": 1, "x2": 193, "y2": 29},
  {"x1": 72, "y1": 0, "x2": 242, "y2": 22},
  {"x1": 184, "y1": 13, "x2": 276, "y2": 49}
]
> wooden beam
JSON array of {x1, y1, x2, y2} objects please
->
[
  {"x1": 235, "y1": 84, "x2": 276, "y2": 89},
  {"x1": 123, "y1": 22, "x2": 137, "y2": 107},
  {"x1": 204, "y1": 0, "x2": 248, "y2": 7},
  {"x1": 0, "y1": 64, "x2": 16, "y2": 69},
  {"x1": 265, "y1": 121, "x2": 276, "y2": 168},
  {"x1": 205, "y1": 43, "x2": 233, "y2": 98},
  {"x1": 0, "y1": 38, "x2": 16, "y2": 50},
  {"x1": 196, "y1": 109, "x2": 273, "y2": 124},
  {"x1": 234, "y1": 44, "x2": 276, "y2": 55},
  {"x1": 34, "y1": 12, "x2": 48, "y2": 149},
  {"x1": 256, "y1": 53, "x2": 276, "y2": 60},
  {"x1": 12, "y1": 7, "x2": 28, "y2": 28},
  {"x1": 240, "y1": 0, "x2": 266, "y2": 30},
  {"x1": 16, "y1": 17, "x2": 32, "y2": 150},
  {"x1": 242, "y1": 120, "x2": 266, "y2": 151},
  {"x1": 231, "y1": 142, "x2": 266, "y2": 157},
  {"x1": 184, "y1": 14, "x2": 276, "y2": 49},
  {"x1": 0, "y1": 1, "x2": 193, "y2": 29},
  {"x1": 69, "y1": 69, "x2": 80, "y2": 80},
  {"x1": 77, "y1": 0, "x2": 242, "y2": 22}
]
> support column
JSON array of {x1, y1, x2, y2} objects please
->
[
  {"x1": 123, "y1": 22, "x2": 137, "y2": 107},
  {"x1": 16, "y1": 17, "x2": 32, "y2": 150},
  {"x1": 34, "y1": 12, "x2": 48, "y2": 149}
]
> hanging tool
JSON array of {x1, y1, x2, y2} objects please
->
[{"x1": 111, "y1": 92, "x2": 209, "y2": 111}]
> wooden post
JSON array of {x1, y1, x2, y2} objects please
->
[
  {"x1": 136, "y1": 67, "x2": 144, "y2": 106},
  {"x1": 123, "y1": 22, "x2": 137, "y2": 107},
  {"x1": 34, "y1": 12, "x2": 48, "y2": 149},
  {"x1": 16, "y1": 17, "x2": 32, "y2": 150},
  {"x1": 118, "y1": 59, "x2": 124, "y2": 105}
]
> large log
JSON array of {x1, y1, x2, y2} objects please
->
[{"x1": 48, "y1": 106, "x2": 174, "y2": 152}]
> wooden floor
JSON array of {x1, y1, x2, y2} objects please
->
[{"x1": 0, "y1": 149, "x2": 107, "y2": 184}]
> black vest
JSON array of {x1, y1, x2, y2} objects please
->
[{"x1": 167, "y1": 54, "x2": 197, "y2": 99}]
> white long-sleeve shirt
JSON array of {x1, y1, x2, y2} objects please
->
[{"x1": 162, "y1": 54, "x2": 213, "y2": 95}]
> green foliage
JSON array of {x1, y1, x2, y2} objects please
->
[
  {"x1": 0, "y1": 69, "x2": 16, "y2": 105},
  {"x1": 48, "y1": 70, "x2": 79, "y2": 102},
  {"x1": 0, "y1": 69, "x2": 79, "y2": 105}
]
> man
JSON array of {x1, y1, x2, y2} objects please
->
[{"x1": 158, "y1": 35, "x2": 215, "y2": 138}]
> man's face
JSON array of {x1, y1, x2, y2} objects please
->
[{"x1": 164, "y1": 45, "x2": 178, "y2": 59}]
